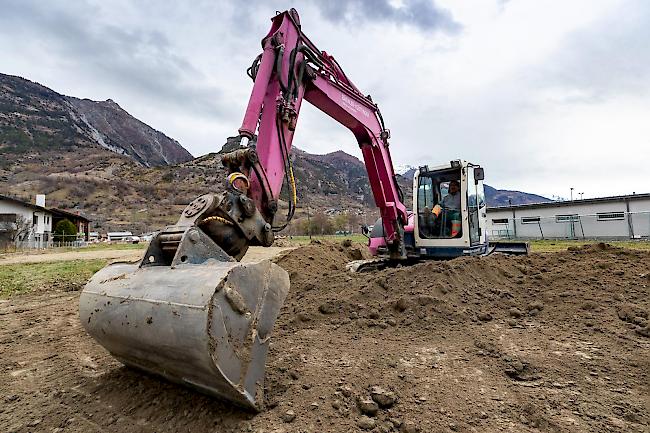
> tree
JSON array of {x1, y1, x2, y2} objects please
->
[
  {"x1": 333, "y1": 213, "x2": 349, "y2": 232},
  {"x1": 0, "y1": 215, "x2": 31, "y2": 248},
  {"x1": 54, "y1": 218, "x2": 77, "y2": 242},
  {"x1": 311, "y1": 212, "x2": 334, "y2": 235},
  {"x1": 12, "y1": 215, "x2": 31, "y2": 242}
]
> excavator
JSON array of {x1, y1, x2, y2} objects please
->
[{"x1": 79, "y1": 9, "x2": 527, "y2": 412}]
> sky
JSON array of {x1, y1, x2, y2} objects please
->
[{"x1": 1, "y1": 0, "x2": 648, "y2": 199}]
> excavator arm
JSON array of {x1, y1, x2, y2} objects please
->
[
  {"x1": 219, "y1": 8, "x2": 408, "y2": 259},
  {"x1": 79, "y1": 9, "x2": 405, "y2": 412}
]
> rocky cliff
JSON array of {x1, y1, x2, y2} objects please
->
[{"x1": 0, "y1": 73, "x2": 192, "y2": 167}]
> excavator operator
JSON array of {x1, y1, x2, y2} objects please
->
[
  {"x1": 422, "y1": 180, "x2": 462, "y2": 238},
  {"x1": 441, "y1": 180, "x2": 462, "y2": 238},
  {"x1": 441, "y1": 180, "x2": 461, "y2": 211}
]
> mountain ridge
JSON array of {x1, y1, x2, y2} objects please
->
[
  {"x1": 0, "y1": 72, "x2": 549, "y2": 233},
  {"x1": 0, "y1": 73, "x2": 192, "y2": 167}
]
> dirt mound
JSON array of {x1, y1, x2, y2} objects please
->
[
  {"x1": 263, "y1": 243, "x2": 649, "y2": 432},
  {"x1": 1, "y1": 242, "x2": 648, "y2": 433}
]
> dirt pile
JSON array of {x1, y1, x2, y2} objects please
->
[
  {"x1": 0, "y1": 242, "x2": 648, "y2": 433},
  {"x1": 262, "y1": 241, "x2": 649, "y2": 432}
]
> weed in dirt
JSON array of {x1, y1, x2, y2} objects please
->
[{"x1": 0, "y1": 259, "x2": 108, "y2": 298}]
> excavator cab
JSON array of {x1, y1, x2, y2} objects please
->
[
  {"x1": 412, "y1": 160, "x2": 489, "y2": 257},
  {"x1": 366, "y1": 160, "x2": 529, "y2": 260}
]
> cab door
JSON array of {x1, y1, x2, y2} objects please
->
[{"x1": 467, "y1": 166, "x2": 487, "y2": 246}]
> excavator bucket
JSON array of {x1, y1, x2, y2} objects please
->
[{"x1": 79, "y1": 226, "x2": 289, "y2": 411}]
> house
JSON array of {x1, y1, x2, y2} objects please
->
[
  {"x1": 486, "y1": 193, "x2": 650, "y2": 240},
  {"x1": 50, "y1": 208, "x2": 91, "y2": 241},
  {"x1": 0, "y1": 194, "x2": 53, "y2": 248},
  {"x1": 0, "y1": 194, "x2": 93, "y2": 247}
]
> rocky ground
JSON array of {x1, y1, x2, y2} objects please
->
[{"x1": 1, "y1": 242, "x2": 648, "y2": 432}]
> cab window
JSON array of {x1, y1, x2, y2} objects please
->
[{"x1": 417, "y1": 169, "x2": 462, "y2": 239}]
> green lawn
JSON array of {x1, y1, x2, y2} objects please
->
[
  {"x1": 0, "y1": 259, "x2": 108, "y2": 298},
  {"x1": 528, "y1": 239, "x2": 650, "y2": 253},
  {"x1": 57, "y1": 242, "x2": 147, "y2": 252}
]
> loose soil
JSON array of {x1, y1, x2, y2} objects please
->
[{"x1": 1, "y1": 242, "x2": 648, "y2": 432}]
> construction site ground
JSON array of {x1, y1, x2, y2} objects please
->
[{"x1": 1, "y1": 241, "x2": 648, "y2": 433}]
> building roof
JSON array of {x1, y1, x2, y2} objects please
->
[
  {"x1": 0, "y1": 195, "x2": 90, "y2": 222},
  {"x1": 0, "y1": 194, "x2": 50, "y2": 213},
  {"x1": 488, "y1": 192, "x2": 650, "y2": 211},
  {"x1": 50, "y1": 208, "x2": 90, "y2": 222}
]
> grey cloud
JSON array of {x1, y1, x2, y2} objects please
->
[
  {"x1": 313, "y1": 0, "x2": 460, "y2": 33},
  {"x1": 535, "y1": 1, "x2": 650, "y2": 102},
  {"x1": 0, "y1": 0, "x2": 225, "y2": 117}
]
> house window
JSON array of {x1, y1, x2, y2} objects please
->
[
  {"x1": 556, "y1": 214, "x2": 578, "y2": 223},
  {"x1": 0, "y1": 213, "x2": 17, "y2": 224},
  {"x1": 521, "y1": 216, "x2": 540, "y2": 224},
  {"x1": 597, "y1": 212, "x2": 624, "y2": 221},
  {"x1": 491, "y1": 218, "x2": 509, "y2": 224},
  {"x1": 33, "y1": 214, "x2": 38, "y2": 225}
]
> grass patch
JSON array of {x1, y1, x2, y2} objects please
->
[
  {"x1": 529, "y1": 239, "x2": 650, "y2": 253},
  {"x1": 57, "y1": 242, "x2": 148, "y2": 252},
  {"x1": 1, "y1": 242, "x2": 147, "y2": 255},
  {"x1": 0, "y1": 259, "x2": 108, "y2": 298}
]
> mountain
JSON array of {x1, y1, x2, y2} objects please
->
[
  {"x1": 0, "y1": 142, "x2": 548, "y2": 233},
  {"x1": 398, "y1": 168, "x2": 549, "y2": 206},
  {"x1": 402, "y1": 166, "x2": 551, "y2": 207},
  {"x1": 483, "y1": 184, "x2": 551, "y2": 207},
  {"x1": 0, "y1": 71, "x2": 548, "y2": 232},
  {"x1": 0, "y1": 73, "x2": 192, "y2": 167},
  {"x1": 0, "y1": 143, "x2": 380, "y2": 233}
]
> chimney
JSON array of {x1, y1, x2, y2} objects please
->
[{"x1": 35, "y1": 194, "x2": 46, "y2": 207}]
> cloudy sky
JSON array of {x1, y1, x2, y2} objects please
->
[{"x1": 1, "y1": 0, "x2": 648, "y2": 198}]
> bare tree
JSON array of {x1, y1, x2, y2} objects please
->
[
  {"x1": 0, "y1": 214, "x2": 32, "y2": 248},
  {"x1": 12, "y1": 215, "x2": 31, "y2": 242}
]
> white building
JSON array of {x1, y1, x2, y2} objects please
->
[
  {"x1": 107, "y1": 231, "x2": 133, "y2": 242},
  {"x1": 0, "y1": 194, "x2": 53, "y2": 248},
  {"x1": 487, "y1": 193, "x2": 650, "y2": 240}
]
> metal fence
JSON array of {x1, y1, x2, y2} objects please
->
[
  {"x1": 7, "y1": 237, "x2": 87, "y2": 251},
  {"x1": 489, "y1": 211, "x2": 650, "y2": 240}
]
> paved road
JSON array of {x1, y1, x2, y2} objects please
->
[{"x1": 0, "y1": 246, "x2": 295, "y2": 265}]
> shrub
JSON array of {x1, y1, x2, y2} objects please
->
[{"x1": 53, "y1": 218, "x2": 77, "y2": 242}]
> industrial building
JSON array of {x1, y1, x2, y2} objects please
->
[{"x1": 486, "y1": 193, "x2": 650, "y2": 240}]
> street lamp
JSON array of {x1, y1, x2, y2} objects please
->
[
  {"x1": 579, "y1": 192, "x2": 584, "y2": 200},
  {"x1": 570, "y1": 187, "x2": 574, "y2": 201}
]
